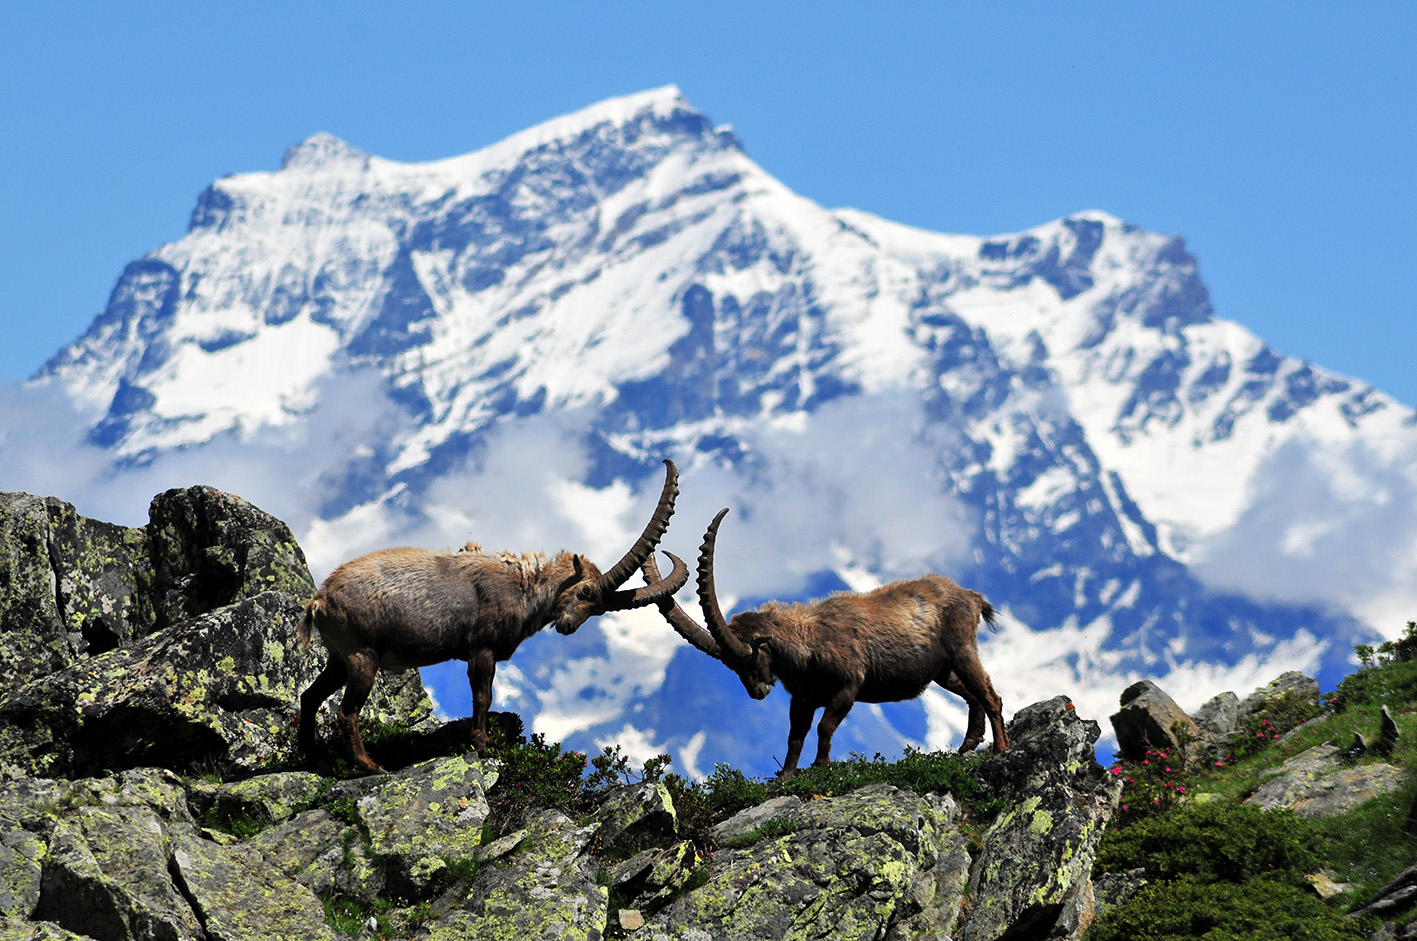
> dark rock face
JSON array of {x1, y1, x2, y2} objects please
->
[
  {"x1": 0, "y1": 492, "x2": 151, "y2": 688},
  {"x1": 0, "y1": 592, "x2": 312, "y2": 776},
  {"x1": 0, "y1": 485, "x2": 314, "y2": 690},
  {"x1": 0, "y1": 487, "x2": 433, "y2": 778},
  {"x1": 144, "y1": 485, "x2": 316, "y2": 629}
]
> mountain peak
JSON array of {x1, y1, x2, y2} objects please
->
[{"x1": 280, "y1": 132, "x2": 369, "y2": 171}]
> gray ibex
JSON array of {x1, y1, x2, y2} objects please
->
[
  {"x1": 644, "y1": 508, "x2": 1008, "y2": 778},
  {"x1": 299, "y1": 460, "x2": 688, "y2": 772}
]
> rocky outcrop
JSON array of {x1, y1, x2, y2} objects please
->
[
  {"x1": 0, "y1": 486, "x2": 315, "y2": 687},
  {"x1": 2, "y1": 767, "x2": 337, "y2": 940},
  {"x1": 1244, "y1": 744, "x2": 1406, "y2": 818},
  {"x1": 1109, "y1": 680, "x2": 1198, "y2": 759},
  {"x1": 0, "y1": 487, "x2": 433, "y2": 778},
  {"x1": 1109, "y1": 671, "x2": 1404, "y2": 823},
  {"x1": 0, "y1": 488, "x2": 1124, "y2": 939},
  {"x1": 0, "y1": 708, "x2": 1122, "y2": 941}
]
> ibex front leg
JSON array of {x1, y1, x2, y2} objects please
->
[
  {"x1": 777, "y1": 697, "x2": 817, "y2": 780},
  {"x1": 811, "y1": 687, "x2": 857, "y2": 769}
]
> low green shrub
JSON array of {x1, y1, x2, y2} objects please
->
[
  {"x1": 1090, "y1": 802, "x2": 1363, "y2": 941},
  {"x1": 1097, "y1": 801, "x2": 1325, "y2": 886},
  {"x1": 1332, "y1": 659, "x2": 1417, "y2": 713},
  {"x1": 1087, "y1": 879, "x2": 1367, "y2": 941},
  {"x1": 774, "y1": 747, "x2": 988, "y2": 804},
  {"x1": 482, "y1": 719, "x2": 590, "y2": 836},
  {"x1": 1227, "y1": 690, "x2": 1325, "y2": 763}
]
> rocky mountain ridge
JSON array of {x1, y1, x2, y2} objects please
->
[
  {"x1": 0, "y1": 485, "x2": 1119, "y2": 940},
  {"x1": 4, "y1": 485, "x2": 1412, "y2": 939}
]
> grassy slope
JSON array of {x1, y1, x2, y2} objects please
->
[{"x1": 1089, "y1": 631, "x2": 1417, "y2": 939}]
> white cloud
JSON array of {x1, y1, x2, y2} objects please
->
[{"x1": 1191, "y1": 437, "x2": 1417, "y2": 641}]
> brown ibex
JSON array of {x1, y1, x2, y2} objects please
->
[
  {"x1": 299, "y1": 460, "x2": 688, "y2": 772},
  {"x1": 643, "y1": 508, "x2": 1008, "y2": 778}
]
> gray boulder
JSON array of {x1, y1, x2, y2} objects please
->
[
  {"x1": 1109, "y1": 680, "x2": 1198, "y2": 759},
  {"x1": 644, "y1": 783, "x2": 970, "y2": 941},
  {"x1": 592, "y1": 780, "x2": 678, "y2": 856},
  {"x1": 426, "y1": 808, "x2": 607, "y2": 941},
  {"x1": 35, "y1": 804, "x2": 205, "y2": 941},
  {"x1": 169, "y1": 829, "x2": 336, "y2": 940},
  {"x1": 1244, "y1": 743, "x2": 1406, "y2": 818}
]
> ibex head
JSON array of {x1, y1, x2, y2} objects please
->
[
  {"x1": 643, "y1": 507, "x2": 776, "y2": 698},
  {"x1": 551, "y1": 460, "x2": 688, "y2": 635}
]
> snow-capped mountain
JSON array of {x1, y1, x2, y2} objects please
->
[{"x1": 25, "y1": 86, "x2": 1417, "y2": 776}]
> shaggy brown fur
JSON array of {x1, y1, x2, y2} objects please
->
[
  {"x1": 644, "y1": 508, "x2": 1007, "y2": 778},
  {"x1": 298, "y1": 461, "x2": 686, "y2": 772}
]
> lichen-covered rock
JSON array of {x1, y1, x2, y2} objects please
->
[
  {"x1": 710, "y1": 795, "x2": 802, "y2": 844},
  {"x1": 204, "y1": 770, "x2": 326, "y2": 829},
  {"x1": 0, "y1": 592, "x2": 311, "y2": 777},
  {"x1": 1109, "y1": 680, "x2": 1198, "y2": 759},
  {"x1": 35, "y1": 804, "x2": 204, "y2": 941},
  {"x1": 0, "y1": 493, "x2": 150, "y2": 689},
  {"x1": 424, "y1": 808, "x2": 606, "y2": 941},
  {"x1": 144, "y1": 486, "x2": 315, "y2": 629},
  {"x1": 1192, "y1": 690, "x2": 1241, "y2": 737},
  {"x1": 591, "y1": 781, "x2": 677, "y2": 857},
  {"x1": 1244, "y1": 743, "x2": 1406, "y2": 817},
  {"x1": 351, "y1": 754, "x2": 497, "y2": 895},
  {"x1": 1239, "y1": 671, "x2": 1321, "y2": 722},
  {"x1": 0, "y1": 487, "x2": 440, "y2": 779},
  {"x1": 0, "y1": 827, "x2": 45, "y2": 919},
  {"x1": 169, "y1": 828, "x2": 337, "y2": 940},
  {"x1": 0, "y1": 486, "x2": 314, "y2": 695},
  {"x1": 645, "y1": 783, "x2": 969, "y2": 941},
  {"x1": 0, "y1": 769, "x2": 192, "y2": 841},
  {"x1": 966, "y1": 696, "x2": 1123, "y2": 941},
  {"x1": 247, "y1": 809, "x2": 388, "y2": 905},
  {"x1": 608, "y1": 841, "x2": 702, "y2": 912},
  {"x1": 0, "y1": 915, "x2": 93, "y2": 939}
]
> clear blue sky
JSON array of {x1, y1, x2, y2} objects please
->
[{"x1": 3, "y1": 4, "x2": 1414, "y2": 404}]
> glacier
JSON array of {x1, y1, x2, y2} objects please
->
[{"x1": 17, "y1": 84, "x2": 1417, "y2": 777}]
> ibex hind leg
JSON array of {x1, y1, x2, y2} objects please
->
[
  {"x1": 949, "y1": 650, "x2": 1008, "y2": 752},
  {"x1": 467, "y1": 650, "x2": 496, "y2": 758},
  {"x1": 936, "y1": 670, "x2": 987, "y2": 753},
  {"x1": 337, "y1": 649, "x2": 385, "y2": 773},
  {"x1": 299, "y1": 657, "x2": 348, "y2": 756}
]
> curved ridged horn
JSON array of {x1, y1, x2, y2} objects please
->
[
  {"x1": 697, "y1": 508, "x2": 753, "y2": 664},
  {"x1": 641, "y1": 551, "x2": 721, "y2": 658},
  {"x1": 592, "y1": 459, "x2": 679, "y2": 598},
  {"x1": 601, "y1": 552, "x2": 689, "y2": 611}
]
